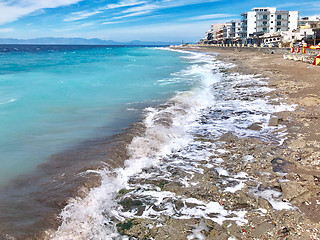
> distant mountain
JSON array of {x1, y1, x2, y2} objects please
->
[{"x1": 0, "y1": 37, "x2": 182, "y2": 46}]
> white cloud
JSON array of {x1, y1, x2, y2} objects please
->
[
  {"x1": 275, "y1": 2, "x2": 319, "y2": 9},
  {"x1": 121, "y1": 3, "x2": 158, "y2": 13},
  {"x1": 104, "y1": 0, "x2": 147, "y2": 10},
  {"x1": 102, "y1": 21, "x2": 124, "y2": 25},
  {"x1": 63, "y1": 0, "x2": 147, "y2": 22},
  {"x1": 183, "y1": 14, "x2": 236, "y2": 21},
  {"x1": 0, "y1": 0, "x2": 83, "y2": 25},
  {"x1": 64, "y1": 10, "x2": 102, "y2": 21},
  {"x1": 0, "y1": 28, "x2": 14, "y2": 33},
  {"x1": 112, "y1": 10, "x2": 153, "y2": 19},
  {"x1": 63, "y1": 0, "x2": 221, "y2": 23},
  {"x1": 114, "y1": 0, "x2": 221, "y2": 21}
]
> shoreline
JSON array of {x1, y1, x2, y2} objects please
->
[
  {"x1": 0, "y1": 122, "x2": 145, "y2": 239},
  {"x1": 2, "y1": 46, "x2": 320, "y2": 239},
  {"x1": 0, "y1": 46, "x2": 192, "y2": 239},
  {"x1": 110, "y1": 47, "x2": 320, "y2": 239}
]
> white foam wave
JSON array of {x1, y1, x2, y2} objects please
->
[
  {"x1": 52, "y1": 50, "x2": 222, "y2": 240},
  {"x1": 250, "y1": 186, "x2": 295, "y2": 210},
  {"x1": 0, "y1": 98, "x2": 16, "y2": 105},
  {"x1": 52, "y1": 49, "x2": 296, "y2": 240}
]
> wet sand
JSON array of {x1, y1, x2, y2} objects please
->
[
  {"x1": 114, "y1": 47, "x2": 320, "y2": 239},
  {"x1": 0, "y1": 122, "x2": 146, "y2": 239}
]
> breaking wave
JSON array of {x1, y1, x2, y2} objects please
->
[{"x1": 50, "y1": 49, "x2": 294, "y2": 240}]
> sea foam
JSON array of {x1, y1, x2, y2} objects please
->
[
  {"x1": 51, "y1": 49, "x2": 295, "y2": 239},
  {"x1": 52, "y1": 50, "x2": 222, "y2": 239}
]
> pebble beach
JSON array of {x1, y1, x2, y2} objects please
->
[{"x1": 109, "y1": 46, "x2": 320, "y2": 239}]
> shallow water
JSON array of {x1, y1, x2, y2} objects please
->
[
  {"x1": 0, "y1": 45, "x2": 194, "y2": 184},
  {"x1": 0, "y1": 46, "x2": 222, "y2": 238}
]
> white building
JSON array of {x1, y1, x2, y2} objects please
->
[
  {"x1": 223, "y1": 20, "x2": 242, "y2": 43},
  {"x1": 241, "y1": 7, "x2": 299, "y2": 39},
  {"x1": 230, "y1": 20, "x2": 242, "y2": 39},
  {"x1": 299, "y1": 16, "x2": 320, "y2": 29},
  {"x1": 223, "y1": 22, "x2": 232, "y2": 39},
  {"x1": 282, "y1": 28, "x2": 315, "y2": 43},
  {"x1": 200, "y1": 23, "x2": 224, "y2": 44}
]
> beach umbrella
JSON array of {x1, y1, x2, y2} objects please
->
[
  {"x1": 310, "y1": 45, "x2": 320, "y2": 50},
  {"x1": 313, "y1": 55, "x2": 320, "y2": 66}
]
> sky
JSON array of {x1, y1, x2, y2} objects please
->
[{"x1": 0, "y1": 0, "x2": 319, "y2": 42}]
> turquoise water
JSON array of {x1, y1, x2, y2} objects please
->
[{"x1": 0, "y1": 46, "x2": 192, "y2": 184}]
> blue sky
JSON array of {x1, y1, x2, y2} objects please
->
[{"x1": 0, "y1": 0, "x2": 319, "y2": 42}]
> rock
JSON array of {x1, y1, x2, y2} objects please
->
[
  {"x1": 257, "y1": 196, "x2": 273, "y2": 210},
  {"x1": 251, "y1": 221, "x2": 274, "y2": 238},
  {"x1": 116, "y1": 219, "x2": 138, "y2": 236},
  {"x1": 268, "y1": 116, "x2": 279, "y2": 126},
  {"x1": 222, "y1": 221, "x2": 243, "y2": 239},
  {"x1": 119, "y1": 197, "x2": 145, "y2": 216},
  {"x1": 154, "y1": 219, "x2": 196, "y2": 240},
  {"x1": 289, "y1": 139, "x2": 306, "y2": 149},
  {"x1": 236, "y1": 190, "x2": 255, "y2": 207},
  {"x1": 247, "y1": 123, "x2": 262, "y2": 131},
  {"x1": 118, "y1": 188, "x2": 133, "y2": 195},
  {"x1": 299, "y1": 173, "x2": 315, "y2": 182},
  {"x1": 205, "y1": 220, "x2": 229, "y2": 240},
  {"x1": 298, "y1": 97, "x2": 320, "y2": 106},
  {"x1": 280, "y1": 182, "x2": 309, "y2": 203},
  {"x1": 174, "y1": 199, "x2": 184, "y2": 211},
  {"x1": 206, "y1": 231, "x2": 229, "y2": 240},
  {"x1": 271, "y1": 157, "x2": 292, "y2": 173}
]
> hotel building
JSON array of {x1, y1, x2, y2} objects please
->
[{"x1": 241, "y1": 7, "x2": 299, "y2": 40}]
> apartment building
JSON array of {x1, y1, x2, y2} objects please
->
[
  {"x1": 223, "y1": 22, "x2": 232, "y2": 39},
  {"x1": 299, "y1": 16, "x2": 320, "y2": 29},
  {"x1": 230, "y1": 20, "x2": 242, "y2": 39},
  {"x1": 200, "y1": 23, "x2": 224, "y2": 44},
  {"x1": 241, "y1": 7, "x2": 299, "y2": 39},
  {"x1": 216, "y1": 27, "x2": 224, "y2": 42},
  {"x1": 311, "y1": 20, "x2": 320, "y2": 43},
  {"x1": 222, "y1": 20, "x2": 242, "y2": 43}
]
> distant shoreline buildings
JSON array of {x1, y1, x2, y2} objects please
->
[{"x1": 200, "y1": 7, "x2": 320, "y2": 46}]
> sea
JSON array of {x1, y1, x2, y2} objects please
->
[{"x1": 0, "y1": 45, "x2": 294, "y2": 239}]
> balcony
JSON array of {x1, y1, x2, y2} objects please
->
[
  {"x1": 257, "y1": 23, "x2": 270, "y2": 27},
  {"x1": 241, "y1": 12, "x2": 248, "y2": 18},
  {"x1": 276, "y1": 24, "x2": 289, "y2": 27},
  {"x1": 257, "y1": 26, "x2": 270, "y2": 31},
  {"x1": 257, "y1": 17, "x2": 270, "y2": 21},
  {"x1": 277, "y1": 18, "x2": 288, "y2": 21}
]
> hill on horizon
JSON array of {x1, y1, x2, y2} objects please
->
[{"x1": 0, "y1": 37, "x2": 184, "y2": 46}]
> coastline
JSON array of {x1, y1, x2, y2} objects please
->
[
  {"x1": 109, "y1": 47, "x2": 320, "y2": 239},
  {"x1": 2, "y1": 46, "x2": 320, "y2": 239},
  {"x1": 0, "y1": 46, "x2": 193, "y2": 239}
]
